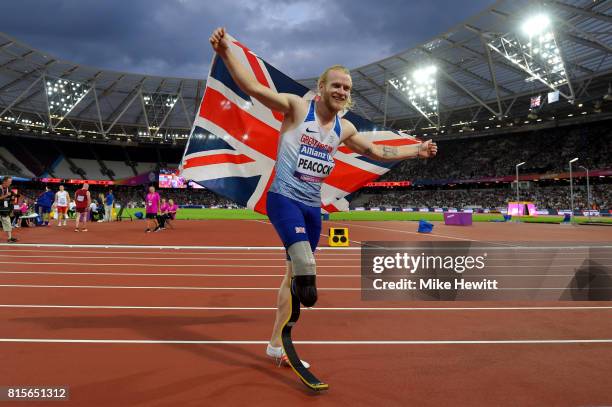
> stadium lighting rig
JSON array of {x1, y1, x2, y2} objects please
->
[
  {"x1": 389, "y1": 65, "x2": 440, "y2": 128},
  {"x1": 44, "y1": 77, "x2": 91, "y2": 128},
  {"x1": 141, "y1": 92, "x2": 179, "y2": 137},
  {"x1": 487, "y1": 13, "x2": 574, "y2": 101}
]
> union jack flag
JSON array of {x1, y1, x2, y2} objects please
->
[{"x1": 180, "y1": 35, "x2": 418, "y2": 214}]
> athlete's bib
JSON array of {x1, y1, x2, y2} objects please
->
[
  {"x1": 57, "y1": 192, "x2": 67, "y2": 206},
  {"x1": 76, "y1": 195, "x2": 84, "y2": 202},
  {"x1": 294, "y1": 144, "x2": 334, "y2": 183}
]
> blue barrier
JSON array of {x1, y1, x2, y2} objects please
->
[{"x1": 418, "y1": 220, "x2": 434, "y2": 233}]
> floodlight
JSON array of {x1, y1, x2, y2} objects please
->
[
  {"x1": 522, "y1": 14, "x2": 550, "y2": 37},
  {"x1": 488, "y1": 12, "x2": 572, "y2": 100},
  {"x1": 141, "y1": 92, "x2": 180, "y2": 137},
  {"x1": 389, "y1": 65, "x2": 439, "y2": 127},
  {"x1": 44, "y1": 76, "x2": 91, "y2": 127},
  {"x1": 569, "y1": 157, "x2": 579, "y2": 163}
]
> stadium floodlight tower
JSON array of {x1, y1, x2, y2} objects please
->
[
  {"x1": 389, "y1": 65, "x2": 439, "y2": 128},
  {"x1": 579, "y1": 165, "x2": 591, "y2": 220},
  {"x1": 44, "y1": 77, "x2": 91, "y2": 130},
  {"x1": 569, "y1": 157, "x2": 579, "y2": 220},
  {"x1": 515, "y1": 161, "x2": 526, "y2": 203},
  {"x1": 487, "y1": 13, "x2": 574, "y2": 102}
]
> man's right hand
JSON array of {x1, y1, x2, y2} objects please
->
[{"x1": 210, "y1": 27, "x2": 230, "y2": 57}]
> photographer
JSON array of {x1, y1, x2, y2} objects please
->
[{"x1": 0, "y1": 176, "x2": 17, "y2": 243}]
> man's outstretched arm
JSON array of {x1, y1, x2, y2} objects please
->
[
  {"x1": 209, "y1": 27, "x2": 299, "y2": 114},
  {"x1": 342, "y1": 121, "x2": 438, "y2": 161}
]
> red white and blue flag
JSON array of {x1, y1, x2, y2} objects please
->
[{"x1": 180, "y1": 35, "x2": 418, "y2": 214}]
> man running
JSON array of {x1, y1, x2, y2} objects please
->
[
  {"x1": 209, "y1": 27, "x2": 438, "y2": 365},
  {"x1": 74, "y1": 183, "x2": 91, "y2": 232},
  {"x1": 54, "y1": 185, "x2": 70, "y2": 227}
]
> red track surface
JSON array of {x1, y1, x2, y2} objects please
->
[{"x1": 1, "y1": 220, "x2": 611, "y2": 406}]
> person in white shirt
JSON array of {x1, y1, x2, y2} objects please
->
[{"x1": 54, "y1": 185, "x2": 70, "y2": 226}]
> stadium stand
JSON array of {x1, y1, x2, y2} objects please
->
[
  {"x1": 0, "y1": 147, "x2": 34, "y2": 177},
  {"x1": 383, "y1": 121, "x2": 612, "y2": 182}
]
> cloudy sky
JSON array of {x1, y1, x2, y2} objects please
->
[{"x1": 1, "y1": 0, "x2": 494, "y2": 79}]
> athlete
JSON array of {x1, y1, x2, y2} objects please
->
[
  {"x1": 209, "y1": 27, "x2": 438, "y2": 366},
  {"x1": 74, "y1": 183, "x2": 91, "y2": 232},
  {"x1": 54, "y1": 185, "x2": 70, "y2": 227}
]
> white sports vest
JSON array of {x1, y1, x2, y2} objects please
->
[
  {"x1": 269, "y1": 100, "x2": 342, "y2": 206},
  {"x1": 56, "y1": 190, "x2": 68, "y2": 206}
]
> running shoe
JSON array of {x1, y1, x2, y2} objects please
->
[{"x1": 266, "y1": 344, "x2": 310, "y2": 369}]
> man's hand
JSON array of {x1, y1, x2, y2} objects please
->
[
  {"x1": 210, "y1": 27, "x2": 230, "y2": 57},
  {"x1": 418, "y1": 140, "x2": 438, "y2": 159}
]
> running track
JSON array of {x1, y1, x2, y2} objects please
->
[{"x1": 1, "y1": 220, "x2": 611, "y2": 406}]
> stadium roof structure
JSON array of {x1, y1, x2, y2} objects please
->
[{"x1": 0, "y1": 0, "x2": 611, "y2": 144}]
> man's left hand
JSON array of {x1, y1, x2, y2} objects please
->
[{"x1": 418, "y1": 140, "x2": 438, "y2": 158}]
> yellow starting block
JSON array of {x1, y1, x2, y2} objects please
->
[{"x1": 328, "y1": 227, "x2": 349, "y2": 247}]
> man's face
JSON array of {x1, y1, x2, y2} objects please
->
[
  {"x1": 3, "y1": 178, "x2": 11, "y2": 187},
  {"x1": 149, "y1": 186, "x2": 154, "y2": 193},
  {"x1": 319, "y1": 69, "x2": 352, "y2": 113},
  {"x1": 59, "y1": 186, "x2": 64, "y2": 191}
]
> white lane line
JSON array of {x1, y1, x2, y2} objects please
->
[
  {"x1": 3, "y1": 254, "x2": 610, "y2": 261},
  {"x1": 0, "y1": 255, "x2": 359, "y2": 261},
  {"x1": 0, "y1": 261, "x2": 354, "y2": 268},
  {"x1": 0, "y1": 249, "x2": 361, "y2": 256},
  {"x1": 0, "y1": 243, "x2": 361, "y2": 250},
  {"x1": 0, "y1": 261, "x2": 606, "y2": 268},
  {"x1": 2, "y1": 304, "x2": 612, "y2": 311},
  {"x1": 0, "y1": 271, "x2": 602, "y2": 278},
  {"x1": 0, "y1": 284, "x2": 606, "y2": 291},
  {"x1": 1, "y1": 338, "x2": 612, "y2": 345},
  {"x1": 0, "y1": 284, "x2": 360, "y2": 291},
  {"x1": 0, "y1": 271, "x2": 357, "y2": 278}
]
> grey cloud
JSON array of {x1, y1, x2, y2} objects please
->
[{"x1": 0, "y1": 0, "x2": 494, "y2": 79}]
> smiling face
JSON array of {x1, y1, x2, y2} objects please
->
[{"x1": 318, "y1": 65, "x2": 352, "y2": 113}]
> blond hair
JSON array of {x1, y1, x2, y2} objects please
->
[{"x1": 317, "y1": 65, "x2": 353, "y2": 110}]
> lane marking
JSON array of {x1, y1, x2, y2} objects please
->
[
  {"x1": 0, "y1": 249, "x2": 361, "y2": 256},
  {"x1": 2, "y1": 254, "x2": 609, "y2": 261},
  {"x1": 0, "y1": 284, "x2": 360, "y2": 291},
  {"x1": 0, "y1": 255, "x2": 357, "y2": 261},
  {"x1": 0, "y1": 243, "x2": 361, "y2": 250},
  {"x1": 0, "y1": 261, "x2": 607, "y2": 268},
  {"x1": 0, "y1": 261, "x2": 355, "y2": 268},
  {"x1": 0, "y1": 271, "x2": 606, "y2": 278},
  {"x1": 2, "y1": 304, "x2": 612, "y2": 311},
  {"x1": 0, "y1": 284, "x2": 608, "y2": 291},
  {"x1": 0, "y1": 271, "x2": 357, "y2": 278},
  {"x1": 1, "y1": 338, "x2": 612, "y2": 345}
]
